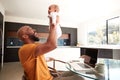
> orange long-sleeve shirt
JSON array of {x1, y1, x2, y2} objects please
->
[{"x1": 18, "y1": 43, "x2": 53, "y2": 80}]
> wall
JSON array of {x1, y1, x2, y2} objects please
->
[
  {"x1": 5, "y1": 16, "x2": 49, "y2": 26},
  {"x1": 0, "y1": 3, "x2": 4, "y2": 15},
  {"x1": 5, "y1": 15, "x2": 79, "y2": 28}
]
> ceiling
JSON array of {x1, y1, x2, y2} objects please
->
[{"x1": 1, "y1": 0, "x2": 120, "y2": 26}]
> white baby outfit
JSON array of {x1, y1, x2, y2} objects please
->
[{"x1": 49, "y1": 12, "x2": 62, "y2": 39}]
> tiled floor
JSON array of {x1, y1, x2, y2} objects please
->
[{"x1": 0, "y1": 62, "x2": 24, "y2": 80}]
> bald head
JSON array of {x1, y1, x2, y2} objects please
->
[
  {"x1": 17, "y1": 26, "x2": 39, "y2": 42},
  {"x1": 17, "y1": 26, "x2": 31, "y2": 40}
]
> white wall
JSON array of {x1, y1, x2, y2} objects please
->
[
  {"x1": 5, "y1": 15, "x2": 79, "y2": 28},
  {"x1": 0, "y1": 2, "x2": 4, "y2": 15},
  {"x1": 5, "y1": 16, "x2": 49, "y2": 26}
]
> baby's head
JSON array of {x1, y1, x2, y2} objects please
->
[{"x1": 48, "y1": 4, "x2": 59, "y2": 14}]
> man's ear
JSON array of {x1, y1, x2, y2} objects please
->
[{"x1": 22, "y1": 34, "x2": 28, "y2": 39}]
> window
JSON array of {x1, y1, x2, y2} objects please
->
[
  {"x1": 87, "y1": 22, "x2": 106, "y2": 45},
  {"x1": 88, "y1": 16, "x2": 120, "y2": 45},
  {"x1": 107, "y1": 16, "x2": 120, "y2": 45}
]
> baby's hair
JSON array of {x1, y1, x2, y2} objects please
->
[{"x1": 49, "y1": 4, "x2": 59, "y2": 12}]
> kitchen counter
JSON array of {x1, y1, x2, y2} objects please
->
[
  {"x1": 6, "y1": 46, "x2": 79, "y2": 48},
  {"x1": 79, "y1": 45, "x2": 120, "y2": 49},
  {"x1": 79, "y1": 45, "x2": 120, "y2": 59}
]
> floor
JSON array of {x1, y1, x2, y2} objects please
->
[
  {"x1": 0, "y1": 61, "x2": 67, "y2": 80},
  {"x1": 0, "y1": 62, "x2": 93, "y2": 80},
  {"x1": 0, "y1": 62, "x2": 24, "y2": 80}
]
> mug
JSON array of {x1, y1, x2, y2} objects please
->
[{"x1": 95, "y1": 63, "x2": 105, "y2": 74}]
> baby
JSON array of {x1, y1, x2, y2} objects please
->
[{"x1": 48, "y1": 4, "x2": 62, "y2": 39}]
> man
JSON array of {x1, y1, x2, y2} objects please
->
[{"x1": 17, "y1": 12, "x2": 58, "y2": 80}]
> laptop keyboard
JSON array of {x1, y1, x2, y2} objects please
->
[{"x1": 77, "y1": 63, "x2": 90, "y2": 68}]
